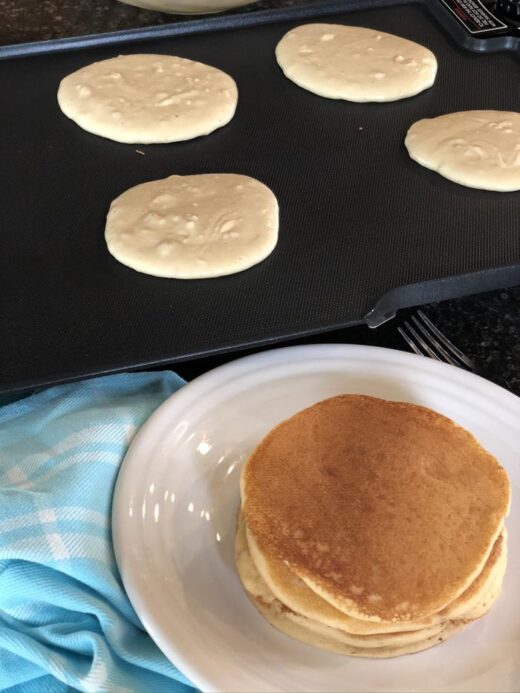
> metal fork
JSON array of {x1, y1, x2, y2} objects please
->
[{"x1": 398, "y1": 310, "x2": 475, "y2": 371}]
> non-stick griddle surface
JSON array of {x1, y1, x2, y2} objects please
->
[{"x1": 2, "y1": 0, "x2": 520, "y2": 393}]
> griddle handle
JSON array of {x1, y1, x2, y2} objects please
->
[{"x1": 365, "y1": 265, "x2": 520, "y2": 328}]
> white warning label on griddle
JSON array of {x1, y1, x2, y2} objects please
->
[{"x1": 439, "y1": 0, "x2": 508, "y2": 34}]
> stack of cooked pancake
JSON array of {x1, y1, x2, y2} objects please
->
[{"x1": 236, "y1": 395, "x2": 511, "y2": 657}]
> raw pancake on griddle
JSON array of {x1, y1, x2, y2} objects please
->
[
  {"x1": 275, "y1": 24, "x2": 437, "y2": 102},
  {"x1": 405, "y1": 111, "x2": 520, "y2": 191},
  {"x1": 58, "y1": 54, "x2": 237, "y2": 144},
  {"x1": 105, "y1": 173, "x2": 279, "y2": 279}
]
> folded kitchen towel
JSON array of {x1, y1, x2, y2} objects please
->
[{"x1": 0, "y1": 372, "x2": 197, "y2": 693}]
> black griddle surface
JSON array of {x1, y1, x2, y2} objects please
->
[{"x1": 2, "y1": 0, "x2": 520, "y2": 393}]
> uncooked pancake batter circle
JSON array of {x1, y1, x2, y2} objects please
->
[
  {"x1": 275, "y1": 23, "x2": 437, "y2": 102},
  {"x1": 405, "y1": 110, "x2": 520, "y2": 191},
  {"x1": 105, "y1": 173, "x2": 279, "y2": 279},
  {"x1": 57, "y1": 54, "x2": 238, "y2": 144}
]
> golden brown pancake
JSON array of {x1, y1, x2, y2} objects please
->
[
  {"x1": 246, "y1": 522, "x2": 430, "y2": 634},
  {"x1": 235, "y1": 513, "x2": 453, "y2": 652},
  {"x1": 236, "y1": 514, "x2": 506, "y2": 658},
  {"x1": 246, "y1": 520, "x2": 506, "y2": 633},
  {"x1": 442, "y1": 529, "x2": 507, "y2": 621},
  {"x1": 242, "y1": 395, "x2": 510, "y2": 622},
  {"x1": 252, "y1": 597, "x2": 466, "y2": 659},
  {"x1": 236, "y1": 514, "x2": 476, "y2": 657}
]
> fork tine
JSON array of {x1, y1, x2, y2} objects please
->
[
  {"x1": 397, "y1": 326, "x2": 424, "y2": 357},
  {"x1": 402, "y1": 320, "x2": 443, "y2": 362},
  {"x1": 410, "y1": 315, "x2": 461, "y2": 368},
  {"x1": 416, "y1": 310, "x2": 475, "y2": 370}
]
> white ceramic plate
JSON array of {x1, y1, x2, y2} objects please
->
[{"x1": 112, "y1": 345, "x2": 520, "y2": 693}]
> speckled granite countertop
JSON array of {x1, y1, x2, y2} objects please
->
[
  {"x1": 1, "y1": 0, "x2": 519, "y2": 394},
  {"x1": 0, "y1": 0, "x2": 315, "y2": 44}
]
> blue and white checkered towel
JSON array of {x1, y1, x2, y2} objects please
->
[{"x1": 0, "y1": 372, "x2": 197, "y2": 693}]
